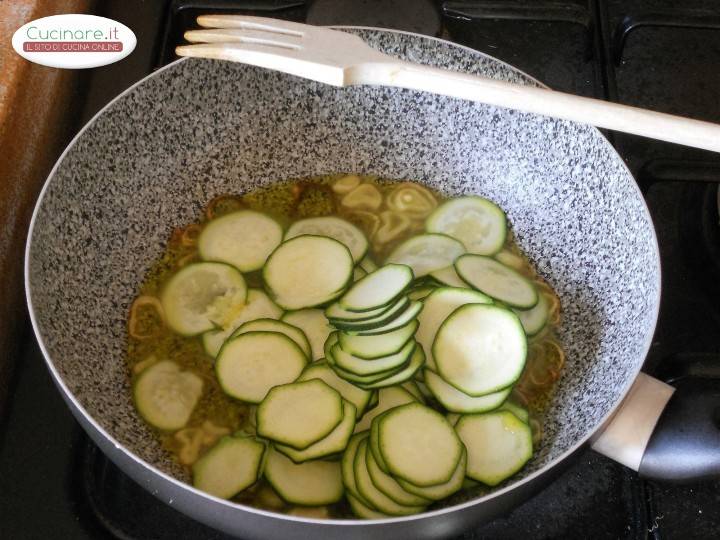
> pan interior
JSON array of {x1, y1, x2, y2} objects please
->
[{"x1": 26, "y1": 29, "x2": 658, "y2": 507}]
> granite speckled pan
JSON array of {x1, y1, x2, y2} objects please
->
[{"x1": 25, "y1": 28, "x2": 717, "y2": 540}]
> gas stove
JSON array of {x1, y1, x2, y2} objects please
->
[{"x1": 1, "y1": 1, "x2": 719, "y2": 539}]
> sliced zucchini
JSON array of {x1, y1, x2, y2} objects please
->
[
  {"x1": 133, "y1": 360, "x2": 203, "y2": 431},
  {"x1": 353, "y1": 266, "x2": 367, "y2": 281},
  {"x1": 455, "y1": 411, "x2": 533, "y2": 486},
  {"x1": 498, "y1": 400, "x2": 530, "y2": 423},
  {"x1": 377, "y1": 402, "x2": 463, "y2": 486},
  {"x1": 386, "y1": 233, "x2": 465, "y2": 277},
  {"x1": 332, "y1": 339, "x2": 415, "y2": 376},
  {"x1": 257, "y1": 379, "x2": 343, "y2": 450},
  {"x1": 264, "y1": 447, "x2": 343, "y2": 505},
  {"x1": 408, "y1": 285, "x2": 436, "y2": 301},
  {"x1": 354, "y1": 440, "x2": 426, "y2": 516},
  {"x1": 355, "y1": 346, "x2": 425, "y2": 389},
  {"x1": 445, "y1": 413, "x2": 460, "y2": 426},
  {"x1": 202, "y1": 288, "x2": 283, "y2": 358},
  {"x1": 400, "y1": 380, "x2": 425, "y2": 403},
  {"x1": 430, "y1": 266, "x2": 468, "y2": 288},
  {"x1": 494, "y1": 249, "x2": 526, "y2": 270},
  {"x1": 297, "y1": 362, "x2": 372, "y2": 418},
  {"x1": 434, "y1": 304, "x2": 526, "y2": 396},
  {"x1": 199, "y1": 210, "x2": 283, "y2": 272},
  {"x1": 275, "y1": 400, "x2": 356, "y2": 462},
  {"x1": 396, "y1": 447, "x2": 467, "y2": 500},
  {"x1": 281, "y1": 309, "x2": 332, "y2": 361},
  {"x1": 232, "y1": 318, "x2": 311, "y2": 359},
  {"x1": 352, "y1": 301, "x2": 423, "y2": 337},
  {"x1": 161, "y1": 262, "x2": 247, "y2": 336},
  {"x1": 365, "y1": 443, "x2": 430, "y2": 507},
  {"x1": 326, "y1": 296, "x2": 406, "y2": 323},
  {"x1": 264, "y1": 235, "x2": 353, "y2": 310},
  {"x1": 192, "y1": 435, "x2": 266, "y2": 499},
  {"x1": 215, "y1": 332, "x2": 307, "y2": 403},
  {"x1": 347, "y1": 492, "x2": 389, "y2": 519},
  {"x1": 426, "y1": 196, "x2": 507, "y2": 256},
  {"x1": 424, "y1": 369, "x2": 511, "y2": 413},
  {"x1": 341, "y1": 432, "x2": 369, "y2": 503},
  {"x1": 338, "y1": 320, "x2": 418, "y2": 359},
  {"x1": 354, "y1": 386, "x2": 417, "y2": 432},
  {"x1": 338, "y1": 264, "x2": 413, "y2": 313},
  {"x1": 327, "y1": 351, "x2": 406, "y2": 385},
  {"x1": 359, "y1": 256, "x2": 378, "y2": 273},
  {"x1": 366, "y1": 390, "x2": 379, "y2": 411},
  {"x1": 329, "y1": 297, "x2": 411, "y2": 332},
  {"x1": 285, "y1": 216, "x2": 368, "y2": 262},
  {"x1": 416, "y1": 287, "x2": 492, "y2": 370},
  {"x1": 513, "y1": 292, "x2": 549, "y2": 336},
  {"x1": 455, "y1": 254, "x2": 538, "y2": 309}
]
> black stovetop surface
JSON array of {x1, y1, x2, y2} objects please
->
[{"x1": 1, "y1": 1, "x2": 719, "y2": 539}]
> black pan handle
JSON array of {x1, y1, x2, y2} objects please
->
[{"x1": 638, "y1": 377, "x2": 720, "y2": 482}]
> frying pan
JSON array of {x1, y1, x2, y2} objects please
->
[{"x1": 24, "y1": 28, "x2": 720, "y2": 539}]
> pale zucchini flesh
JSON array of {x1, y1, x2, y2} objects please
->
[
  {"x1": 400, "y1": 380, "x2": 425, "y2": 403},
  {"x1": 355, "y1": 346, "x2": 425, "y2": 389},
  {"x1": 198, "y1": 210, "x2": 283, "y2": 272},
  {"x1": 281, "y1": 308, "x2": 332, "y2": 361},
  {"x1": 377, "y1": 402, "x2": 463, "y2": 486},
  {"x1": 424, "y1": 369, "x2": 511, "y2": 413},
  {"x1": 264, "y1": 447, "x2": 344, "y2": 505},
  {"x1": 257, "y1": 379, "x2": 343, "y2": 450},
  {"x1": 232, "y1": 318, "x2": 311, "y2": 359},
  {"x1": 354, "y1": 386, "x2": 417, "y2": 432},
  {"x1": 359, "y1": 256, "x2": 378, "y2": 273},
  {"x1": 396, "y1": 447, "x2": 467, "y2": 500},
  {"x1": 513, "y1": 291, "x2": 549, "y2": 336},
  {"x1": 429, "y1": 266, "x2": 468, "y2": 288},
  {"x1": 338, "y1": 319, "x2": 418, "y2": 359},
  {"x1": 326, "y1": 296, "x2": 406, "y2": 323},
  {"x1": 353, "y1": 301, "x2": 423, "y2": 336},
  {"x1": 347, "y1": 492, "x2": 389, "y2": 519},
  {"x1": 455, "y1": 254, "x2": 538, "y2": 309},
  {"x1": 338, "y1": 264, "x2": 413, "y2": 312},
  {"x1": 297, "y1": 362, "x2": 372, "y2": 418},
  {"x1": 415, "y1": 287, "x2": 492, "y2": 370},
  {"x1": 433, "y1": 304, "x2": 527, "y2": 396},
  {"x1": 192, "y1": 435, "x2": 266, "y2": 499},
  {"x1": 215, "y1": 332, "x2": 307, "y2": 403},
  {"x1": 327, "y1": 351, "x2": 407, "y2": 385},
  {"x1": 365, "y1": 443, "x2": 430, "y2": 507},
  {"x1": 264, "y1": 235, "x2": 353, "y2": 310},
  {"x1": 285, "y1": 216, "x2": 368, "y2": 262},
  {"x1": 332, "y1": 339, "x2": 415, "y2": 376},
  {"x1": 133, "y1": 360, "x2": 203, "y2": 431},
  {"x1": 386, "y1": 233, "x2": 465, "y2": 277},
  {"x1": 341, "y1": 432, "x2": 370, "y2": 503},
  {"x1": 426, "y1": 196, "x2": 507, "y2": 256},
  {"x1": 456, "y1": 411, "x2": 533, "y2": 486},
  {"x1": 498, "y1": 400, "x2": 530, "y2": 423},
  {"x1": 329, "y1": 297, "x2": 411, "y2": 332},
  {"x1": 161, "y1": 262, "x2": 247, "y2": 336}
]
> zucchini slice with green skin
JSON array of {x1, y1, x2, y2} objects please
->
[
  {"x1": 396, "y1": 447, "x2": 467, "y2": 500},
  {"x1": 231, "y1": 318, "x2": 311, "y2": 359},
  {"x1": 426, "y1": 196, "x2": 507, "y2": 256},
  {"x1": 359, "y1": 256, "x2": 378, "y2": 274},
  {"x1": 424, "y1": 369, "x2": 511, "y2": 413},
  {"x1": 455, "y1": 411, "x2": 533, "y2": 486},
  {"x1": 285, "y1": 216, "x2": 368, "y2": 262},
  {"x1": 498, "y1": 400, "x2": 530, "y2": 423},
  {"x1": 202, "y1": 288, "x2": 283, "y2": 358},
  {"x1": 161, "y1": 262, "x2": 247, "y2": 336},
  {"x1": 416, "y1": 287, "x2": 492, "y2": 371},
  {"x1": 386, "y1": 233, "x2": 465, "y2": 278},
  {"x1": 275, "y1": 400, "x2": 356, "y2": 462},
  {"x1": 264, "y1": 447, "x2": 344, "y2": 505},
  {"x1": 455, "y1": 254, "x2": 538, "y2": 309},
  {"x1": 400, "y1": 380, "x2": 425, "y2": 403},
  {"x1": 192, "y1": 435, "x2": 266, "y2": 499},
  {"x1": 257, "y1": 379, "x2": 343, "y2": 450},
  {"x1": 338, "y1": 320, "x2": 418, "y2": 359},
  {"x1": 429, "y1": 266, "x2": 468, "y2": 288},
  {"x1": 354, "y1": 440, "x2": 426, "y2": 516},
  {"x1": 341, "y1": 432, "x2": 370, "y2": 503},
  {"x1": 494, "y1": 249, "x2": 526, "y2": 270},
  {"x1": 377, "y1": 402, "x2": 463, "y2": 487},
  {"x1": 354, "y1": 346, "x2": 425, "y2": 389},
  {"x1": 133, "y1": 360, "x2": 203, "y2": 431},
  {"x1": 434, "y1": 304, "x2": 527, "y2": 396},
  {"x1": 199, "y1": 210, "x2": 283, "y2": 272},
  {"x1": 297, "y1": 362, "x2": 372, "y2": 418},
  {"x1": 281, "y1": 309, "x2": 332, "y2": 361},
  {"x1": 354, "y1": 386, "x2": 417, "y2": 432},
  {"x1": 338, "y1": 264, "x2": 413, "y2": 313},
  {"x1": 215, "y1": 331, "x2": 307, "y2": 403},
  {"x1": 408, "y1": 285, "x2": 436, "y2": 301},
  {"x1": 326, "y1": 296, "x2": 406, "y2": 323},
  {"x1": 329, "y1": 297, "x2": 411, "y2": 332},
  {"x1": 369, "y1": 416, "x2": 391, "y2": 473},
  {"x1": 264, "y1": 235, "x2": 353, "y2": 310},
  {"x1": 327, "y1": 351, "x2": 407, "y2": 385},
  {"x1": 446, "y1": 413, "x2": 460, "y2": 426},
  {"x1": 366, "y1": 390, "x2": 379, "y2": 411},
  {"x1": 347, "y1": 492, "x2": 389, "y2": 519},
  {"x1": 353, "y1": 266, "x2": 367, "y2": 281},
  {"x1": 352, "y1": 301, "x2": 423, "y2": 336},
  {"x1": 513, "y1": 291, "x2": 549, "y2": 336},
  {"x1": 365, "y1": 443, "x2": 430, "y2": 507},
  {"x1": 332, "y1": 340, "x2": 415, "y2": 376}
]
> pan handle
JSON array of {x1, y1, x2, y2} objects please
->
[{"x1": 591, "y1": 372, "x2": 720, "y2": 482}]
